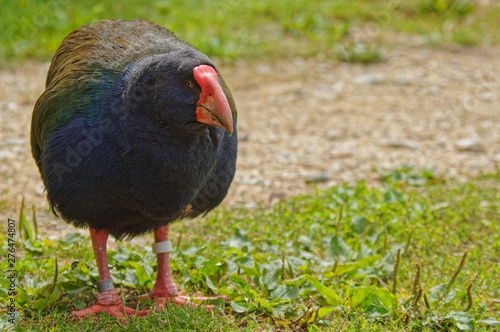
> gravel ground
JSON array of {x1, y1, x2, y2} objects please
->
[{"x1": 1, "y1": 46, "x2": 499, "y2": 239}]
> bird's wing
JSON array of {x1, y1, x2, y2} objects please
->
[{"x1": 31, "y1": 19, "x2": 191, "y2": 162}]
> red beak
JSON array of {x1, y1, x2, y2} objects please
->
[{"x1": 193, "y1": 65, "x2": 233, "y2": 134}]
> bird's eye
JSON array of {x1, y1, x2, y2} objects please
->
[{"x1": 185, "y1": 81, "x2": 195, "y2": 89}]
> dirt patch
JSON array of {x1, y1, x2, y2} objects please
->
[
  {"x1": 1, "y1": 47, "x2": 499, "y2": 238},
  {"x1": 229, "y1": 47, "x2": 500, "y2": 206}
]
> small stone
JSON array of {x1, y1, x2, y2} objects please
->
[
  {"x1": 395, "y1": 76, "x2": 412, "y2": 85},
  {"x1": 429, "y1": 85, "x2": 440, "y2": 95},
  {"x1": 0, "y1": 150, "x2": 15, "y2": 160},
  {"x1": 455, "y1": 139, "x2": 485, "y2": 153},
  {"x1": 305, "y1": 173, "x2": 331, "y2": 184},
  {"x1": 3, "y1": 138, "x2": 27, "y2": 145},
  {"x1": 382, "y1": 140, "x2": 419, "y2": 150},
  {"x1": 255, "y1": 64, "x2": 271, "y2": 75},
  {"x1": 332, "y1": 81, "x2": 344, "y2": 92},
  {"x1": 353, "y1": 74, "x2": 384, "y2": 85},
  {"x1": 330, "y1": 151, "x2": 354, "y2": 158},
  {"x1": 7, "y1": 102, "x2": 18, "y2": 111},
  {"x1": 244, "y1": 202, "x2": 257, "y2": 210},
  {"x1": 325, "y1": 130, "x2": 342, "y2": 140},
  {"x1": 37, "y1": 182, "x2": 45, "y2": 195},
  {"x1": 480, "y1": 92, "x2": 495, "y2": 102}
]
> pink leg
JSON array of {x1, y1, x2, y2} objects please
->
[
  {"x1": 144, "y1": 225, "x2": 227, "y2": 312},
  {"x1": 71, "y1": 229, "x2": 147, "y2": 320},
  {"x1": 150, "y1": 224, "x2": 179, "y2": 300}
]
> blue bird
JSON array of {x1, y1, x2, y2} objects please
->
[{"x1": 31, "y1": 19, "x2": 237, "y2": 319}]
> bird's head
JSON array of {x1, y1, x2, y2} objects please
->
[{"x1": 122, "y1": 50, "x2": 233, "y2": 134}]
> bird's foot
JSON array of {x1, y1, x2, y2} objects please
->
[
  {"x1": 139, "y1": 293, "x2": 229, "y2": 313},
  {"x1": 71, "y1": 289, "x2": 148, "y2": 320}
]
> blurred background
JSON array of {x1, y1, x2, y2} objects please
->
[
  {"x1": 2, "y1": 0, "x2": 499, "y2": 215},
  {"x1": 1, "y1": 0, "x2": 500, "y2": 63}
]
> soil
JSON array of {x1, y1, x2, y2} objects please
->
[{"x1": 1, "y1": 46, "x2": 499, "y2": 239}]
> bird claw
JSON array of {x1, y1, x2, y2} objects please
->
[
  {"x1": 70, "y1": 289, "x2": 148, "y2": 321},
  {"x1": 71, "y1": 303, "x2": 147, "y2": 320},
  {"x1": 138, "y1": 294, "x2": 229, "y2": 315},
  {"x1": 70, "y1": 294, "x2": 227, "y2": 320}
]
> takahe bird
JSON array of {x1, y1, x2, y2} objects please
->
[{"x1": 31, "y1": 19, "x2": 237, "y2": 319}]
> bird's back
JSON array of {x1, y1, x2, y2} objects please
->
[{"x1": 31, "y1": 19, "x2": 193, "y2": 163}]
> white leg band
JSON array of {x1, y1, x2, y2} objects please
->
[
  {"x1": 96, "y1": 278, "x2": 114, "y2": 293},
  {"x1": 152, "y1": 240, "x2": 173, "y2": 254}
]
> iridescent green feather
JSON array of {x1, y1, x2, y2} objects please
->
[{"x1": 31, "y1": 19, "x2": 190, "y2": 162}]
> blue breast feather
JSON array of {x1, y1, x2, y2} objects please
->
[{"x1": 38, "y1": 75, "x2": 237, "y2": 238}]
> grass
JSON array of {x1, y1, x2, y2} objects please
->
[
  {"x1": 1, "y1": 1, "x2": 500, "y2": 330},
  {"x1": 1, "y1": 166, "x2": 499, "y2": 331},
  {"x1": 335, "y1": 43, "x2": 384, "y2": 63},
  {"x1": 1, "y1": 0, "x2": 500, "y2": 65}
]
